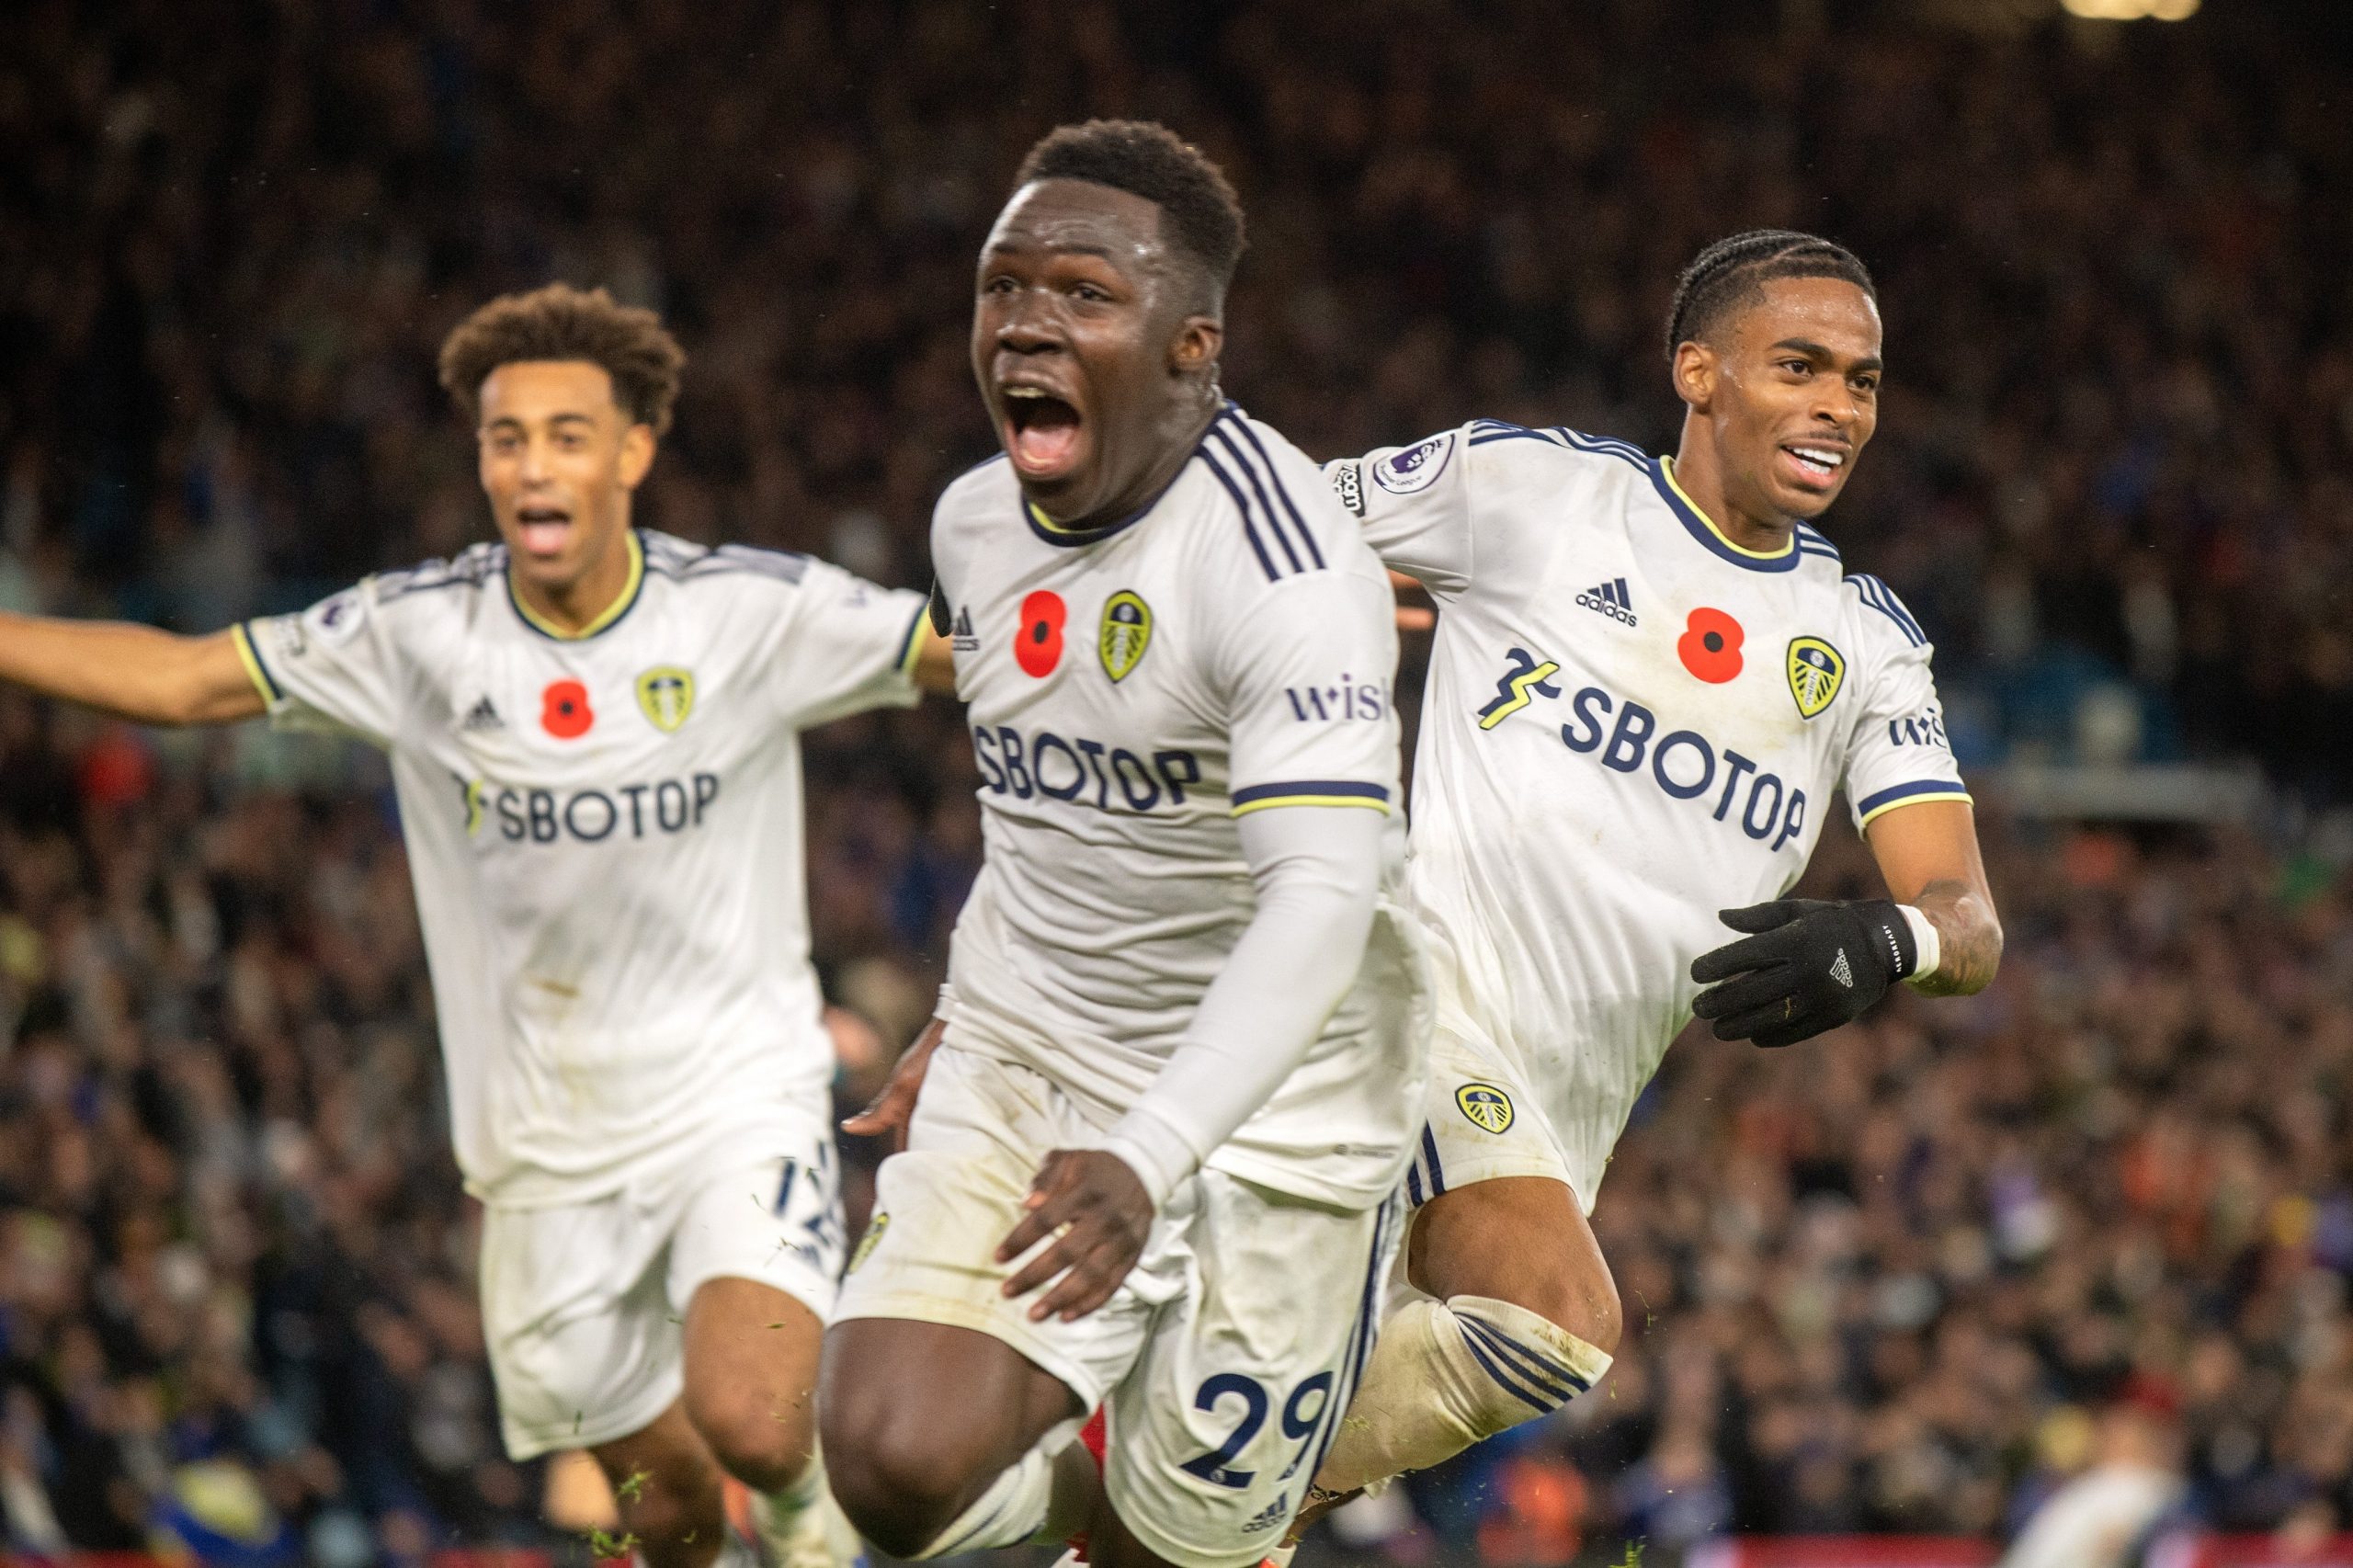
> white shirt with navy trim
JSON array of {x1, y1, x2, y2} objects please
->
[
  {"x1": 1330, "y1": 422, "x2": 1969, "y2": 1210},
  {"x1": 931, "y1": 403, "x2": 1426, "y2": 1209},
  {"x1": 233, "y1": 528, "x2": 927, "y2": 1207}
]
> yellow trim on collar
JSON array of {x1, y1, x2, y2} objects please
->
[
  {"x1": 1027, "y1": 499, "x2": 1085, "y2": 536},
  {"x1": 1660, "y1": 458, "x2": 1795, "y2": 562},
  {"x1": 510, "y1": 530, "x2": 644, "y2": 639}
]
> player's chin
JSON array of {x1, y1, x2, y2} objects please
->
[
  {"x1": 1768, "y1": 468, "x2": 1846, "y2": 519},
  {"x1": 1768, "y1": 445, "x2": 1852, "y2": 515},
  {"x1": 504, "y1": 534, "x2": 593, "y2": 594},
  {"x1": 1007, "y1": 450, "x2": 1102, "y2": 522}
]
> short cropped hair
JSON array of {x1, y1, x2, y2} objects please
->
[
  {"x1": 1013, "y1": 119, "x2": 1247, "y2": 306},
  {"x1": 1664, "y1": 231, "x2": 1877, "y2": 362},
  {"x1": 438, "y1": 284, "x2": 687, "y2": 435}
]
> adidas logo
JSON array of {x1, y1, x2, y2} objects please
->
[
  {"x1": 460, "y1": 694, "x2": 505, "y2": 733},
  {"x1": 1574, "y1": 577, "x2": 1637, "y2": 626},
  {"x1": 950, "y1": 605, "x2": 979, "y2": 653},
  {"x1": 1242, "y1": 1492, "x2": 1292, "y2": 1534},
  {"x1": 1829, "y1": 949, "x2": 1854, "y2": 989}
]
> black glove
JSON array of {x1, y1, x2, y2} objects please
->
[{"x1": 1688, "y1": 898, "x2": 1917, "y2": 1049}]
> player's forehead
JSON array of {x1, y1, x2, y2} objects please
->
[
  {"x1": 1730, "y1": 276, "x2": 1882, "y2": 362},
  {"x1": 477, "y1": 358, "x2": 623, "y2": 424},
  {"x1": 982, "y1": 179, "x2": 1165, "y2": 275}
]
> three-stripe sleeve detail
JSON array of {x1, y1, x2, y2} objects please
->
[
  {"x1": 1203, "y1": 409, "x2": 1328, "y2": 581},
  {"x1": 1851, "y1": 574, "x2": 1927, "y2": 646},
  {"x1": 1197, "y1": 447, "x2": 1284, "y2": 582}
]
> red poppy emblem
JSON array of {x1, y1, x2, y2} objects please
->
[
  {"x1": 540, "y1": 678, "x2": 595, "y2": 738},
  {"x1": 1014, "y1": 590, "x2": 1066, "y2": 677},
  {"x1": 1677, "y1": 608, "x2": 1745, "y2": 683}
]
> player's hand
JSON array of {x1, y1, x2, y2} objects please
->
[
  {"x1": 996, "y1": 1149, "x2": 1154, "y2": 1324},
  {"x1": 1391, "y1": 571, "x2": 1435, "y2": 634},
  {"x1": 841, "y1": 1015, "x2": 944, "y2": 1155},
  {"x1": 1689, "y1": 898, "x2": 1917, "y2": 1049}
]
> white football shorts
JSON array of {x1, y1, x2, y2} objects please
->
[
  {"x1": 834, "y1": 1044, "x2": 1399, "y2": 1568},
  {"x1": 1401, "y1": 1014, "x2": 1585, "y2": 1217},
  {"x1": 478, "y1": 1107, "x2": 846, "y2": 1460}
]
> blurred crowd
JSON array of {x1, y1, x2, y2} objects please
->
[
  {"x1": 2, "y1": 0, "x2": 2351, "y2": 1562},
  {"x1": 6, "y1": 0, "x2": 2351, "y2": 793}
]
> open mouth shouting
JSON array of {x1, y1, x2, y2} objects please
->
[
  {"x1": 514, "y1": 504, "x2": 574, "y2": 558},
  {"x1": 1000, "y1": 382, "x2": 1087, "y2": 484}
]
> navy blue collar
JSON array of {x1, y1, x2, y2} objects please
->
[
  {"x1": 1648, "y1": 458, "x2": 1802, "y2": 574},
  {"x1": 1017, "y1": 403, "x2": 1231, "y2": 549}
]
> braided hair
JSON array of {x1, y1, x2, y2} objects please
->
[{"x1": 1663, "y1": 231, "x2": 1876, "y2": 362}]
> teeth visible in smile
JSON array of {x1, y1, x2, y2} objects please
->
[
  {"x1": 1005, "y1": 386, "x2": 1051, "y2": 400},
  {"x1": 1789, "y1": 447, "x2": 1846, "y2": 474}
]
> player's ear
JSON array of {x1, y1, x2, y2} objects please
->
[
  {"x1": 1169, "y1": 315, "x2": 1222, "y2": 379},
  {"x1": 1671, "y1": 339, "x2": 1717, "y2": 412},
  {"x1": 618, "y1": 423, "x2": 657, "y2": 488}
]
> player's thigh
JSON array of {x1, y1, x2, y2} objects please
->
[
  {"x1": 1405, "y1": 1017, "x2": 1568, "y2": 1205},
  {"x1": 679, "y1": 1278, "x2": 821, "y2": 1488},
  {"x1": 1104, "y1": 1178, "x2": 1402, "y2": 1568},
  {"x1": 824, "y1": 1048, "x2": 1147, "y2": 1493},
  {"x1": 821, "y1": 1315, "x2": 1085, "y2": 1518},
  {"x1": 478, "y1": 1193, "x2": 683, "y2": 1461},
  {"x1": 667, "y1": 1121, "x2": 845, "y2": 1481},
  {"x1": 1405, "y1": 1177, "x2": 1620, "y2": 1353},
  {"x1": 1404, "y1": 1023, "x2": 1619, "y2": 1348}
]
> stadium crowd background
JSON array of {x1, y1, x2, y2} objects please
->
[{"x1": 0, "y1": 0, "x2": 2348, "y2": 1562}]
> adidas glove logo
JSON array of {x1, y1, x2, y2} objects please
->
[{"x1": 1829, "y1": 949, "x2": 1854, "y2": 989}]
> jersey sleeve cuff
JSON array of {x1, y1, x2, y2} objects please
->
[
  {"x1": 1854, "y1": 779, "x2": 1972, "y2": 827},
  {"x1": 1229, "y1": 780, "x2": 1391, "y2": 817},
  {"x1": 1099, "y1": 1102, "x2": 1202, "y2": 1210},
  {"x1": 231, "y1": 621, "x2": 284, "y2": 706},
  {"x1": 892, "y1": 597, "x2": 928, "y2": 680}
]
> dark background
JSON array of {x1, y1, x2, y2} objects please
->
[{"x1": 0, "y1": 2, "x2": 2349, "y2": 1564}]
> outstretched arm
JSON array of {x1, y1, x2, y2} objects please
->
[
  {"x1": 0, "y1": 614, "x2": 266, "y2": 726},
  {"x1": 1864, "y1": 798, "x2": 2002, "y2": 996}
]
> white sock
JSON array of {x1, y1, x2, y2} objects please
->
[
  {"x1": 1310, "y1": 1294, "x2": 1611, "y2": 1497},
  {"x1": 908, "y1": 1445, "x2": 1056, "y2": 1560},
  {"x1": 751, "y1": 1448, "x2": 861, "y2": 1568}
]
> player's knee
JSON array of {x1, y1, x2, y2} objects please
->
[
  {"x1": 819, "y1": 1402, "x2": 984, "y2": 1557},
  {"x1": 1522, "y1": 1243, "x2": 1622, "y2": 1357},
  {"x1": 688, "y1": 1385, "x2": 813, "y2": 1494}
]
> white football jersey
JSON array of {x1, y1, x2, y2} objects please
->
[
  {"x1": 933, "y1": 404, "x2": 1427, "y2": 1210},
  {"x1": 233, "y1": 528, "x2": 926, "y2": 1207},
  {"x1": 1330, "y1": 422, "x2": 1970, "y2": 1207}
]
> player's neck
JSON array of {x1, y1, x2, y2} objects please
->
[
  {"x1": 512, "y1": 527, "x2": 642, "y2": 637},
  {"x1": 1669, "y1": 429, "x2": 1794, "y2": 555},
  {"x1": 1030, "y1": 390, "x2": 1222, "y2": 534}
]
